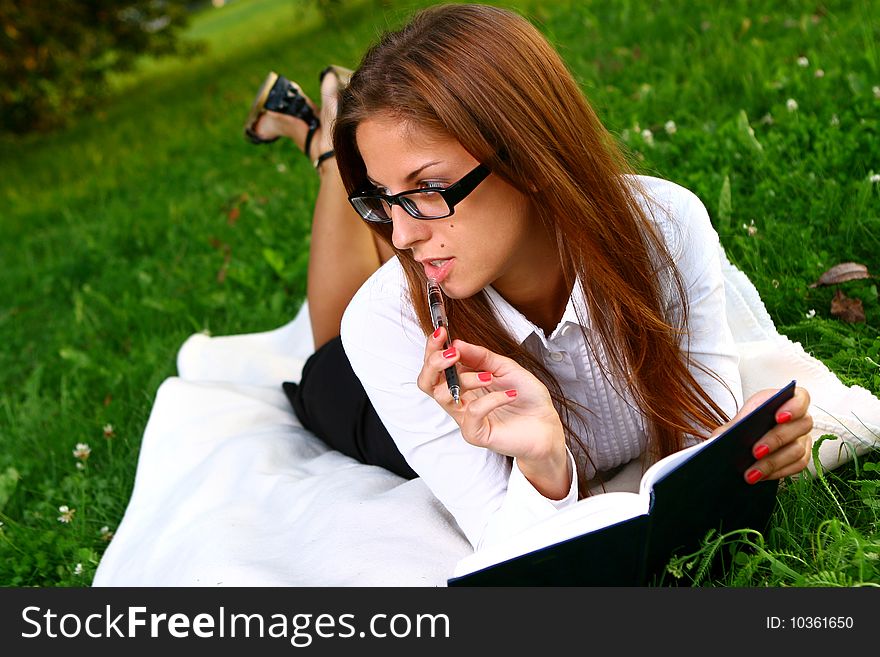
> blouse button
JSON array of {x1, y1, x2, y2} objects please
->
[{"x1": 549, "y1": 351, "x2": 564, "y2": 363}]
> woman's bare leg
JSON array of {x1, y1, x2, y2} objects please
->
[
  {"x1": 251, "y1": 72, "x2": 392, "y2": 349},
  {"x1": 307, "y1": 160, "x2": 384, "y2": 349}
]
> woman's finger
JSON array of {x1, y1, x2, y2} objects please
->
[
  {"x1": 771, "y1": 386, "x2": 811, "y2": 424},
  {"x1": 456, "y1": 370, "x2": 494, "y2": 390},
  {"x1": 745, "y1": 433, "x2": 813, "y2": 483},
  {"x1": 428, "y1": 370, "x2": 494, "y2": 409},
  {"x1": 416, "y1": 326, "x2": 456, "y2": 395},
  {"x1": 750, "y1": 414, "x2": 813, "y2": 458},
  {"x1": 452, "y1": 339, "x2": 520, "y2": 378},
  {"x1": 457, "y1": 389, "x2": 520, "y2": 447}
]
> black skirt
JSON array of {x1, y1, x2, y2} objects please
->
[{"x1": 282, "y1": 336, "x2": 418, "y2": 480}]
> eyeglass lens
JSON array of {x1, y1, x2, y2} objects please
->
[{"x1": 353, "y1": 190, "x2": 450, "y2": 222}]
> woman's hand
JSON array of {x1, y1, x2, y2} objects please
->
[
  {"x1": 712, "y1": 386, "x2": 813, "y2": 484},
  {"x1": 417, "y1": 327, "x2": 571, "y2": 499}
]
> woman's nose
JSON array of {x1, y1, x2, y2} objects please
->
[{"x1": 390, "y1": 205, "x2": 431, "y2": 251}]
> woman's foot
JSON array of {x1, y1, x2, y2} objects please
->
[
  {"x1": 310, "y1": 66, "x2": 351, "y2": 163},
  {"x1": 246, "y1": 66, "x2": 351, "y2": 167}
]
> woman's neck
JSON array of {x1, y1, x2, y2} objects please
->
[
  {"x1": 492, "y1": 231, "x2": 573, "y2": 337},
  {"x1": 513, "y1": 271, "x2": 571, "y2": 337}
]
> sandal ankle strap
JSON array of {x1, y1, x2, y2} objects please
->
[{"x1": 313, "y1": 150, "x2": 336, "y2": 170}]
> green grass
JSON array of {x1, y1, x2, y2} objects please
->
[{"x1": 0, "y1": 0, "x2": 878, "y2": 586}]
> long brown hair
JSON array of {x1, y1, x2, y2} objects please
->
[{"x1": 333, "y1": 3, "x2": 734, "y2": 497}]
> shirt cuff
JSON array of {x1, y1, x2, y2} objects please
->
[
  {"x1": 475, "y1": 449, "x2": 578, "y2": 550},
  {"x1": 509, "y1": 448, "x2": 578, "y2": 511}
]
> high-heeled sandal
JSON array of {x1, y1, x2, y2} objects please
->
[
  {"x1": 243, "y1": 71, "x2": 320, "y2": 159},
  {"x1": 244, "y1": 66, "x2": 353, "y2": 168},
  {"x1": 311, "y1": 65, "x2": 353, "y2": 168},
  {"x1": 318, "y1": 65, "x2": 353, "y2": 90}
]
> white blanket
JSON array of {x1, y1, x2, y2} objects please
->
[{"x1": 93, "y1": 249, "x2": 880, "y2": 586}]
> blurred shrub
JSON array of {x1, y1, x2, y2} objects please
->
[{"x1": 0, "y1": 0, "x2": 198, "y2": 134}]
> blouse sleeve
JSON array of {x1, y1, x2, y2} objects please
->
[
  {"x1": 341, "y1": 260, "x2": 577, "y2": 550},
  {"x1": 644, "y1": 177, "x2": 743, "y2": 428}
]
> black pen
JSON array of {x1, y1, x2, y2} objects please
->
[{"x1": 427, "y1": 278, "x2": 461, "y2": 405}]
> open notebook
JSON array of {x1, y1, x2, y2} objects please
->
[{"x1": 449, "y1": 381, "x2": 796, "y2": 586}]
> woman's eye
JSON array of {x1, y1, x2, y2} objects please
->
[{"x1": 420, "y1": 181, "x2": 446, "y2": 190}]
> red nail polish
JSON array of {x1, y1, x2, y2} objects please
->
[
  {"x1": 753, "y1": 444, "x2": 770, "y2": 459},
  {"x1": 443, "y1": 348, "x2": 456, "y2": 359},
  {"x1": 505, "y1": 390, "x2": 517, "y2": 398},
  {"x1": 776, "y1": 411, "x2": 792, "y2": 424},
  {"x1": 478, "y1": 372, "x2": 492, "y2": 382},
  {"x1": 746, "y1": 469, "x2": 763, "y2": 484},
  {"x1": 433, "y1": 327, "x2": 442, "y2": 339}
]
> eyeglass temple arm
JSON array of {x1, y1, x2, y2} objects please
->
[{"x1": 441, "y1": 164, "x2": 491, "y2": 206}]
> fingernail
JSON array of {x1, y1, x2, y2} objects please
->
[
  {"x1": 776, "y1": 411, "x2": 792, "y2": 424},
  {"x1": 746, "y1": 469, "x2": 763, "y2": 484},
  {"x1": 505, "y1": 390, "x2": 517, "y2": 398},
  {"x1": 443, "y1": 348, "x2": 457, "y2": 359},
  {"x1": 753, "y1": 444, "x2": 770, "y2": 459},
  {"x1": 478, "y1": 372, "x2": 492, "y2": 382},
  {"x1": 433, "y1": 327, "x2": 442, "y2": 339}
]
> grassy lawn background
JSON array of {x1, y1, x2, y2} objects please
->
[{"x1": 0, "y1": 0, "x2": 878, "y2": 586}]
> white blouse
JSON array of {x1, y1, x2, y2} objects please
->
[{"x1": 340, "y1": 175, "x2": 742, "y2": 550}]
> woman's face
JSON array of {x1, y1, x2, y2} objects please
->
[{"x1": 356, "y1": 114, "x2": 549, "y2": 300}]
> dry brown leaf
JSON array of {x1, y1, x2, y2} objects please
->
[
  {"x1": 829, "y1": 289, "x2": 865, "y2": 323},
  {"x1": 809, "y1": 262, "x2": 871, "y2": 288}
]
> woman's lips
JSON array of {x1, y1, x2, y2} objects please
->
[{"x1": 423, "y1": 258, "x2": 455, "y2": 283}]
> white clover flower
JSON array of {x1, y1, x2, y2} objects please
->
[
  {"x1": 73, "y1": 442, "x2": 91, "y2": 461},
  {"x1": 760, "y1": 113, "x2": 774, "y2": 125},
  {"x1": 664, "y1": 120, "x2": 677, "y2": 135},
  {"x1": 797, "y1": 56, "x2": 809, "y2": 67},
  {"x1": 806, "y1": 309, "x2": 816, "y2": 319},
  {"x1": 742, "y1": 220, "x2": 757, "y2": 236},
  {"x1": 103, "y1": 424, "x2": 115, "y2": 439},
  {"x1": 814, "y1": 69, "x2": 824, "y2": 78},
  {"x1": 73, "y1": 563, "x2": 83, "y2": 576},
  {"x1": 276, "y1": 163, "x2": 287, "y2": 173},
  {"x1": 101, "y1": 526, "x2": 115, "y2": 542},
  {"x1": 786, "y1": 98, "x2": 798, "y2": 112},
  {"x1": 57, "y1": 505, "x2": 76, "y2": 524},
  {"x1": 874, "y1": 86, "x2": 880, "y2": 99},
  {"x1": 870, "y1": 173, "x2": 880, "y2": 184},
  {"x1": 772, "y1": 279, "x2": 779, "y2": 288},
  {"x1": 640, "y1": 128, "x2": 654, "y2": 145},
  {"x1": 831, "y1": 114, "x2": 839, "y2": 126}
]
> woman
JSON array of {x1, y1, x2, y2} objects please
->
[{"x1": 246, "y1": 3, "x2": 812, "y2": 550}]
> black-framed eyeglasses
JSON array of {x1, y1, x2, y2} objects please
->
[{"x1": 348, "y1": 163, "x2": 491, "y2": 224}]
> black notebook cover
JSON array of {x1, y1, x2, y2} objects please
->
[{"x1": 447, "y1": 381, "x2": 796, "y2": 586}]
